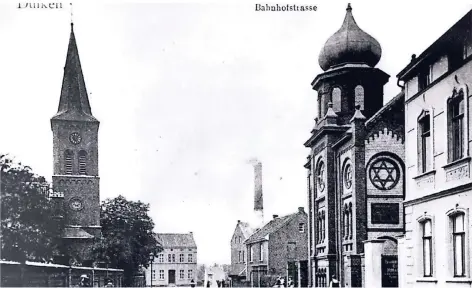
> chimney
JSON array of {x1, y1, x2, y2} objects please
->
[
  {"x1": 248, "y1": 158, "x2": 264, "y2": 228},
  {"x1": 189, "y1": 232, "x2": 193, "y2": 236},
  {"x1": 273, "y1": 215, "x2": 279, "y2": 219},
  {"x1": 298, "y1": 207, "x2": 305, "y2": 213}
]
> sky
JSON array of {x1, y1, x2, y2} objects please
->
[{"x1": 0, "y1": 0, "x2": 471, "y2": 265}]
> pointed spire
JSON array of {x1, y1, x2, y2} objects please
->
[
  {"x1": 325, "y1": 102, "x2": 338, "y2": 118},
  {"x1": 52, "y1": 23, "x2": 98, "y2": 122},
  {"x1": 325, "y1": 102, "x2": 338, "y2": 125},
  {"x1": 346, "y1": 3, "x2": 352, "y2": 11},
  {"x1": 350, "y1": 105, "x2": 366, "y2": 122}
]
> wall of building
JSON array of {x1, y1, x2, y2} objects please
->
[
  {"x1": 268, "y1": 212, "x2": 308, "y2": 276},
  {"x1": 230, "y1": 225, "x2": 247, "y2": 277},
  {"x1": 146, "y1": 248, "x2": 197, "y2": 287},
  {"x1": 405, "y1": 60, "x2": 472, "y2": 201},
  {"x1": 403, "y1": 190, "x2": 472, "y2": 287}
]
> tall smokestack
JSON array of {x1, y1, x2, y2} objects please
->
[{"x1": 248, "y1": 158, "x2": 264, "y2": 228}]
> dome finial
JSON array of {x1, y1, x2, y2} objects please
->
[{"x1": 318, "y1": 3, "x2": 382, "y2": 71}]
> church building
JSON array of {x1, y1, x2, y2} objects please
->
[
  {"x1": 50, "y1": 23, "x2": 102, "y2": 265},
  {"x1": 304, "y1": 4, "x2": 405, "y2": 287}
]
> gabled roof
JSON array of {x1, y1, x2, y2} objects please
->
[
  {"x1": 156, "y1": 233, "x2": 197, "y2": 248},
  {"x1": 397, "y1": 9, "x2": 472, "y2": 80},
  {"x1": 365, "y1": 91, "x2": 405, "y2": 128},
  {"x1": 238, "y1": 221, "x2": 254, "y2": 239},
  {"x1": 245, "y1": 212, "x2": 298, "y2": 244},
  {"x1": 52, "y1": 24, "x2": 98, "y2": 123}
]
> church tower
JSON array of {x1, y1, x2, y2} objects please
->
[
  {"x1": 305, "y1": 4, "x2": 404, "y2": 288},
  {"x1": 51, "y1": 23, "x2": 101, "y2": 265}
]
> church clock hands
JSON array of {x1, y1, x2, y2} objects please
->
[
  {"x1": 69, "y1": 197, "x2": 84, "y2": 211},
  {"x1": 69, "y1": 132, "x2": 82, "y2": 145}
]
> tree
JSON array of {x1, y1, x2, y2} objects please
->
[
  {"x1": 93, "y1": 195, "x2": 161, "y2": 287},
  {"x1": 0, "y1": 154, "x2": 64, "y2": 263}
]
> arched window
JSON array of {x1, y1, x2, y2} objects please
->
[
  {"x1": 78, "y1": 150, "x2": 87, "y2": 175},
  {"x1": 321, "y1": 210, "x2": 326, "y2": 242},
  {"x1": 344, "y1": 204, "x2": 349, "y2": 239},
  {"x1": 448, "y1": 89, "x2": 465, "y2": 162},
  {"x1": 331, "y1": 87, "x2": 342, "y2": 113},
  {"x1": 418, "y1": 110, "x2": 432, "y2": 173},
  {"x1": 316, "y1": 161, "x2": 326, "y2": 193},
  {"x1": 355, "y1": 85, "x2": 364, "y2": 110},
  {"x1": 420, "y1": 219, "x2": 433, "y2": 277},
  {"x1": 64, "y1": 150, "x2": 73, "y2": 175},
  {"x1": 451, "y1": 212, "x2": 466, "y2": 277},
  {"x1": 348, "y1": 203, "x2": 353, "y2": 239}
]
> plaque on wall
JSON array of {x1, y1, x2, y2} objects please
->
[
  {"x1": 381, "y1": 255, "x2": 398, "y2": 287},
  {"x1": 371, "y1": 203, "x2": 399, "y2": 224}
]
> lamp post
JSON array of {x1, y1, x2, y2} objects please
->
[{"x1": 149, "y1": 253, "x2": 155, "y2": 287}]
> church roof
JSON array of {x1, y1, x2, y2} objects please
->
[
  {"x1": 365, "y1": 91, "x2": 405, "y2": 127},
  {"x1": 318, "y1": 4, "x2": 382, "y2": 71},
  {"x1": 51, "y1": 24, "x2": 98, "y2": 122},
  {"x1": 156, "y1": 233, "x2": 197, "y2": 248}
]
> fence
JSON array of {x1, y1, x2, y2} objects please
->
[{"x1": 0, "y1": 260, "x2": 124, "y2": 287}]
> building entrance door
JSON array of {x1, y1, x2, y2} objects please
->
[{"x1": 168, "y1": 270, "x2": 176, "y2": 284}]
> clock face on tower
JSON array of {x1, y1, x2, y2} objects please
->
[
  {"x1": 69, "y1": 132, "x2": 82, "y2": 145},
  {"x1": 69, "y1": 197, "x2": 84, "y2": 211}
]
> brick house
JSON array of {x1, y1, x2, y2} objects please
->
[
  {"x1": 245, "y1": 207, "x2": 308, "y2": 287},
  {"x1": 304, "y1": 4, "x2": 405, "y2": 287},
  {"x1": 397, "y1": 9, "x2": 472, "y2": 288},
  {"x1": 146, "y1": 233, "x2": 197, "y2": 287},
  {"x1": 229, "y1": 220, "x2": 254, "y2": 283}
]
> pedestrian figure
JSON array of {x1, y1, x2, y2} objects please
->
[
  {"x1": 329, "y1": 276, "x2": 339, "y2": 287},
  {"x1": 190, "y1": 279, "x2": 196, "y2": 288},
  {"x1": 79, "y1": 274, "x2": 90, "y2": 287},
  {"x1": 274, "y1": 278, "x2": 281, "y2": 288},
  {"x1": 207, "y1": 280, "x2": 211, "y2": 287}
]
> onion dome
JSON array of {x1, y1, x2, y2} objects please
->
[{"x1": 318, "y1": 3, "x2": 382, "y2": 71}]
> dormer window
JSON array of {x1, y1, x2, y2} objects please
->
[{"x1": 418, "y1": 67, "x2": 432, "y2": 91}]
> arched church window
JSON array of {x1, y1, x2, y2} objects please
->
[
  {"x1": 343, "y1": 162, "x2": 353, "y2": 190},
  {"x1": 64, "y1": 150, "x2": 73, "y2": 175},
  {"x1": 348, "y1": 202, "x2": 353, "y2": 239},
  {"x1": 331, "y1": 87, "x2": 342, "y2": 113},
  {"x1": 344, "y1": 204, "x2": 349, "y2": 239},
  {"x1": 316, "y1": 161, "x2": 325, "y2": 193},
  {"x1": 78, "y1": 150, "x2": 87, "y2": 175},
  {"x1": 355, "y1": 85, "x2": 364, "y2": 110}
]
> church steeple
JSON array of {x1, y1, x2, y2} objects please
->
[{"x1": 51, "y1": 23, "x2": 98, "y2": 123}]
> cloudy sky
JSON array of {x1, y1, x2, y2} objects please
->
[{"x1": 1, "y1": 0, "x2": 471, "y2": 264}]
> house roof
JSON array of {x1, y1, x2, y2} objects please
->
[
  {"x1": 397, "y1": 9, "x2": 472, "y2": 80},
  {"x1": 245, "y1": 212, "x2": 299, "y2": 244},
  {"x1": 156, "y1": 233, "x2": 197, "y2": 248},
  {"x1": 238, "y1": 221, "x2": 255, "y2": 239}
]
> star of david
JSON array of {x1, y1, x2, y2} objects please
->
[{"x1": 370, "y1": 159, "x2": 399, "y2": 190}]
